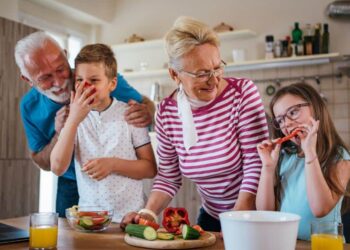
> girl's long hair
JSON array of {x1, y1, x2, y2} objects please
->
[{"x1": 269, "y1": 82, "x2": 349, "y2": 209}]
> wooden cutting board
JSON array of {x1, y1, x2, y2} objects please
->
[{"x1": 124, "y1": 232, "x2": 216, "y2": 249}]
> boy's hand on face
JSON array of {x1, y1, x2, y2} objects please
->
[
  {"x1": 55, "y1": 105, "x2": 69, "y2": 133},
  {"x1": 125, "y1": 99, "x2": 152, "y2": 128},
  {"x1": 82, "y1": 158, "x2": 114, "y2": 181},
  {"x1": 68, "y1": 82, "x2": 95, "y2": 125}
]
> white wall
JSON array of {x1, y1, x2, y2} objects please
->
[
  {"x1": 0, "y1": 0, "x2": 19, "y2": 21},
  {"x1": 100, "y1": 0, "x2": 350, "y2": 57}
]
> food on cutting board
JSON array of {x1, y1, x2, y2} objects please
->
[
  {"x1": 125, "y1": 224, "x2": 157, "y2": 241},
  {"x1": 138, "y1": 218, "x2": 160, "y2": 230},
  {"x1": 162, "y1": 207, "x2": 190, "y2": 234},
  {"x1": 126, "y1": 207, "x2": 203, "y2": 241}
]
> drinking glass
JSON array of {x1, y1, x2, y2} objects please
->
[
  {"x1": 311, "y1": 221, "x2": 343, "y2": 250},
  {"x1": 29, "y1": 212, "x2": 58, "y2": 249}
]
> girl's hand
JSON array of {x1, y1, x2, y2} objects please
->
[
  {"x1": 68, "y1": 82, "x2": 96, "y2": 124},
  {"x1": 257, "y1": 139, "x2": 281, "y2": 170},
  {"x1": 298, "y1": 117, "x2": 319, "y2": 156},
  {"x1": 82, "y1": 158, "x2": 114, "y2": 181}
]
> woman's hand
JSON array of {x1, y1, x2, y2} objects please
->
[
  {"x1": 68, "y1": 82, "x2": 96, "y2": 125},
  {"x1": 120, "y1": 212, "x2": 139, "y2": 230},
  {"x1": 119, "y1": 211, "x2": 155, "y2": 230},
  {"x1": 298, "y1": 117, "x2": 319, "y2": 156},
  {"x1": 82, "y1": 158, "x2": 114, "y2": 181},
  {"x1": 257, "y1": 139, "x2": 281, "y2": 170}
]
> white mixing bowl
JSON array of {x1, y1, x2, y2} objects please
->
[{"x1": 219, "y1": 210, "x2": 300, "y2": 250}]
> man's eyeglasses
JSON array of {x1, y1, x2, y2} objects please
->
[
  {"x1": 273, "y1": 103, "x2": 310, "y2": 129},
  {"x1": 179, "y1": 60, "x2": 226, "y2": 83}
]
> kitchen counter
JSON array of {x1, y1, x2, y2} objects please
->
[{"x1": 0, "y1": 217, "x2": 349, "y2": 250}]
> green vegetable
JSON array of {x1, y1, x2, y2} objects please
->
[
  {"x1": 182, "y1": 225, "x2": 200, "y2": 240},
  {"x1": 125, "y1": 224, "x2": 157, "y2": 241},
  {"x1": 79, "y1": 217, "x2": 94, "y2": 229},
  {"x1": 157, "y1": 232, "x2": 175, "y2": 240}
]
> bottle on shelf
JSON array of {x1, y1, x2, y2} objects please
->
[
  {"x1": 303, "y1": 23, "x2": 314, "y2": 56},
  {"x1": 286, "y1": 36, "x2": 293, "y2": 57},
  {"x1": 321, "y1": 23, "x2": 329, "y2": 54},
  {"x1": 292, "y1": 22, "x2": 303, "y2": 44},
  {"x1": 274, "y1": 40, "x2": 282, "y2": 58},
  {"x1": 296, "y1": 40, "x2": 304, "y2": 56},
  {"x1": 281, "y1": 40, "x2": 289, "y2": 57},
  {"x1": 265, "y1": 35, "x2": 275, "y2": 59},
  {"x1": 313, "y1": 23, "x2": 321, "y2": 54}
]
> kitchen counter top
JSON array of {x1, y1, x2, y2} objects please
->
[{"x1": 0, "y1": 217, "x2": 349, "y2": 250}]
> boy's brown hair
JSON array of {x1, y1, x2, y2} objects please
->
[{"x1": 75, "y1": 43, "x2": 117, "y2": 79}]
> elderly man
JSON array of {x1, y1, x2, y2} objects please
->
[{"x1": 14, "y1": 31, "x2": 154, "y2": 217}]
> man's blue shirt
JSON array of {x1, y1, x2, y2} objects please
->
[{"x1": 20, "y1": 74, "x2": 142, "y2": 180}]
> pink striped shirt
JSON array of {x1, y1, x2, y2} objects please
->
[{"x1": 153, "y1": 78, "x2": 269, "y2": 219}]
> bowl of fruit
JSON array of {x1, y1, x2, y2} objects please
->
[{"x1": 66, "y1": 206, "x2": 113, "y2": 232}]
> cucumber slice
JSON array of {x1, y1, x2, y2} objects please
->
[
  {"x1": 125, "y1": 224, "x2": 157, "y2": 241},
  {"x1": 182, "y1": 225, "x2": 200, "y2": 240},
  {"x1": 157, "y1": 232, "x2": 175, "y2": 240},
  {"x1": 79, "y1": 217, "x2": 94, "y2": 229}
]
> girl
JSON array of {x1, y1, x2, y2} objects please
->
[{"x1": 256, "y1": 82, "x2": 350, "y2": 240}]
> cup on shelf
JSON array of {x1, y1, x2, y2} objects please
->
[
  {"x1": 232, "y1": 49, "x2": 246, "y2": 63},
  {"x1": 29, "y1": 212, "x2": 58, "y2": 250},
  {"x1": 311, "y1": 221, "x2": 343, "y2": 250}
]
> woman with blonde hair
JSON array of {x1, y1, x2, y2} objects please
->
[{"x1": 121, "y1": 16, "x2": 269, "y2": 231}]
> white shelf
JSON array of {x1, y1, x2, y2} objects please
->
[
  {"x1": 225, "y1": 53, "x2": 340, "y2": 72},
  {"x1": 121, "y1": 53, "x2": 340, "y2": 79},
  {"x1": 112, "y1": 29, "x2": 257, "y2": 52}
]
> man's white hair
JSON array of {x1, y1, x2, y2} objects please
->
[{"x1": 14, "y1": 31, "x2": 62, "y2": 80}]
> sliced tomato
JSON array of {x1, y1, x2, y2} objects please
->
[
  {"x1": 78, "y1": 211, "x2": 108, "y2": 217},
  {"x1": 138, "y1": 218, "x2": 160, "y2": 230},
  {"x1": 92, "y1": 216, "x2": 106, "y2": 225}
]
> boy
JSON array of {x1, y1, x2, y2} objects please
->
[{"x1": 50, "y1": 44, "x2": 157, "y2": 222}]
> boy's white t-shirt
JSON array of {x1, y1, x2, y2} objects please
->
[{"x1": 74, "y1": 98, "x2": 150, "y2": 222}]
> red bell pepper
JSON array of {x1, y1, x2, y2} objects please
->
[
  {"x1": 138, "y1": 218, "x2": 160, "y2": 230},
  {"x1": 162, "y1": 207, "x2": 190, "y2": 234},
  {"x1": 275, "y1": 129, "x2": 301, "y2": 144}
]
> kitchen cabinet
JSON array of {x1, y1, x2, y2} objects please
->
[{"x1": 112, "y1": 29, "x2": 257, "y2": 75}]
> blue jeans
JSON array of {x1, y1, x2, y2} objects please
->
[
  {"x1": 197, "y1": 207, "x2": 221, "y2": 232},
  {"x1": 56, "y1": 177, "x2": 79, "y2": 218}
]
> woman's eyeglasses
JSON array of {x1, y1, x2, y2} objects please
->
[
  {"x1": 272, "y1": 103, "x2": 310, "y2": 129},
  {"x1": 179, "y1": 61, "x2": 226, "y2": 83}
]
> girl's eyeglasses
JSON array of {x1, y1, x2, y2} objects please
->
[{"x1": 273, "y1": 103, "x2": 310, "y2": 129}]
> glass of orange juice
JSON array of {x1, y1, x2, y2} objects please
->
[
  {"x1": 29, "y1": 212, "x2": 58, "y2": 249},
  {"x1": 311, "y1": 221, "x2": 343, "y2": 250}
]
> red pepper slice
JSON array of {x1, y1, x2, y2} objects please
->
[
  {"x1": 162, "y1": 207, "x2": 190, "y2": 234},
  {"x1": 138, "y1": 218, "x2": 160, "y2": 230},
  {"x1": 275, "y1": 129, "x2": 301, "y2": 144}
]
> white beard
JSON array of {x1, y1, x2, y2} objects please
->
[{"x1": 36, "y1": 79, "x2": 73, "y2": 104}]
